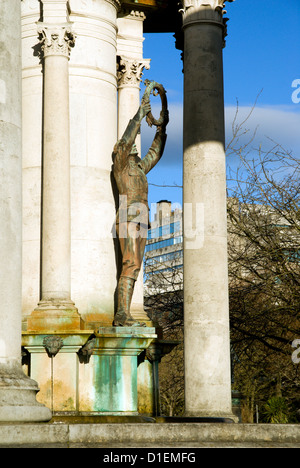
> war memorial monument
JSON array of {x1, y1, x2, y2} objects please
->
[{"x1": 0, "y1": 0, "x2": 299, "y2": 447}]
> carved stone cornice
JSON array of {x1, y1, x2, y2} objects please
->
[
  {"x1": 117, "y1": 56, "x2": 151, "y2": 88},
  {"x1": 37, "y1": 23, "x2": 75, "y2": 59},
  {"x1": 118, "y1": 7, "x2": 146, "y2": 21}
]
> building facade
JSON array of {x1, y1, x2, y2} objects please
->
[{"x1": 145, "y1": 201, "x2": 183, "y2": 295}]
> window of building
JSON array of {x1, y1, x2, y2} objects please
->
[{"x1": 145, "y1": 235, "x2": 183, "y2": 252}]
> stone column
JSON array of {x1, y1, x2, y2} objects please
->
[
  {"x1": 21, "y1": 0, "x2": 44, "y2": 326},
  {"x1": 117, "y1": 56, "x2": 150, "y2": 148},
  {"x1": 116, "y1": 10, "x2": 151, "y2": 324},
  {"x1": 0, "y1": 0, "x2": 51, "y2": 421},
  {"x1": 181, "y1": 0, "x2": 235, "y2": 419},
  {"x1": 68, "y1": 0, "x2": 120, "y2": 327},
  {"x1": 27, "y1": 0, "x2": 82, "y2": 331}
]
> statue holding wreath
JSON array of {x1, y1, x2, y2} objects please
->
[{"x1": 113, "y1": 80, "x2": 169, "y2": 327}]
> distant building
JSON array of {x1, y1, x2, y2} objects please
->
[
  {"x1": 144, "y1": 198, "x2": 300, "y2": 297},
  {"x1": 144, "y1": 200, "x2": 183, "y2": 296}
]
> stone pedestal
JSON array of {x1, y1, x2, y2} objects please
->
[
  {"x1": 137, "y1": 340, "x2": 179, "y2": 416},
  {"x1": 0, "y1": 0, "x2": 51, "y2": 422},
  {"x1": 23, "y1": 332, "x2": 92, "y2": 412},
  {"x1": 22, "y1": 328, "x2": 156, "y2": 414},
  {"x1": 181, "y1": 0, "x2": 235, "y2": 420}
]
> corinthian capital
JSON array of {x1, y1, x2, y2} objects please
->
[
  {"x1": 117, "y1": 57, "x2": 151, "y2": 88},
  {"x1": 180, "y1": 0, "x2": 234, "y2": 18},
  {"x1": 37, "y1": 23, "x2": 76, "y2": 59}
]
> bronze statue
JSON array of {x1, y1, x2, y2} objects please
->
[{"x1": 113, "y1": 81, "x2": 169, "y2": 327}]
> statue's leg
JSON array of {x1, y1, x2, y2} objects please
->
[
  {"x1": 114, "y1": 276, "x2": 136, "y2": 326},
  {"x1": 114, "y1": 224, "x2": 146, "y2": 327}
]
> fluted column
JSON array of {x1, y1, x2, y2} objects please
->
[
  {"x1": 181, "y1": 0, "x2": 235, "y2": 419},
  {"x1": 117, "y1": 9, "x2": 151, "y2": 323},
  {"x1": 0, "y1": 0, "x2": 51, "y2": 421},
  {"x1": 28, "y1": 0, "x2": 82, "y2": 331}
]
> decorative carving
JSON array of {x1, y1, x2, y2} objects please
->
[
  {"x1": 43, "y1": 336, "x2": 64, "y2": 357},
  {"x1": 179, "y1": 0, "x2": 234, "y2": 16},
  {"x1": 37, "y1": 23, "x2": 75, "y2": 59},
  {"x1": 179, "y1": 0, "x2": 234, "y2": 47},
  {"x1": 117, "y1": 57, "x2": 151, "y2": 88},
  {"x1": 118, "y1": 8, "x2": 146, "y2": 21},
  {"x1": 80, "y1": 337, "x2": 96, "y2": 357},
  {"x1": 145, "y1": 347, "x2": 162, "y2": 363}
]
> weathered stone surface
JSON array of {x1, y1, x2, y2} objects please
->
[
  {"x1": 181, "y1": 0, "x2": 234, "y2": 420},
  {"x1": 0, "y1": 0, "x2": 51, "y2": 423},
  {"x1": 22, "y1": 328, "x2": 156, "y2": 414},
  {"x1": 0, "y1": 422, "x2": 299, "y2": 448}
]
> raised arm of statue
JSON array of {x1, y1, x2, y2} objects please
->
[
  {"x1": 113, "y1": 99, "x2": 151, "y2": 170},
  {"x1": 141, "y1": 119, "x2": 168, "y2": 174}
]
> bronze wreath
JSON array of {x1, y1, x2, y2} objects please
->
[{"x1": 142, "y1": 79, "x2": 168, "y2": 128}]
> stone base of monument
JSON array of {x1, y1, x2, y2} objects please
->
[
  {"x1": 0, "y1": 421, "x2": 299, "y2": 448},
  {"x1": 22, "y1": 327, "x2": 157, "y2": 415},
  {"x1": 0, "y1": 362, "x2": 52, "y2": 423}
]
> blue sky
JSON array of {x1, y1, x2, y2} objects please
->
[{"x1": 140, "y1": 0, "x2": 300, "y2": 216}]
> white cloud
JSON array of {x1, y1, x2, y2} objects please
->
[
  {"x1": 142, "y1": 102, "x2": 300, "y2": 169},
  {"x1": 225, "y1": 105, "x2": 300, "y2": 156}
]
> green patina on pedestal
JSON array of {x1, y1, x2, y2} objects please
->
[
  {"x1": 22, "y1": 327, "x2": 156, "y2": 415},
  {"x1": 92, "y1": 327, "x2": 156, "y2": 413}
]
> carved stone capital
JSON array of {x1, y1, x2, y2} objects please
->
[
  {"x1": 180, "y1": 0, "x2": 234, "y2": 17},
  {"x1": 37, "y1": 23, "x2": 75, "y2": 59},
  {"x1": 117, "y1": 56, "x2": 151, "y2": 88},
  {"x1": 179, "y1": 0, "x2": 234, "y2": 47}
]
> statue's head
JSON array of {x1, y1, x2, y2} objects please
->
[
  {"x1": 112, "y1": 140, "x2": 140, "y2": 163},
  {"x1": 128, "y1": 143, "x2": 141, "y2": 163},
  {"x1": 130, "y1": 143, "x2": 139, "y2": 156}
]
